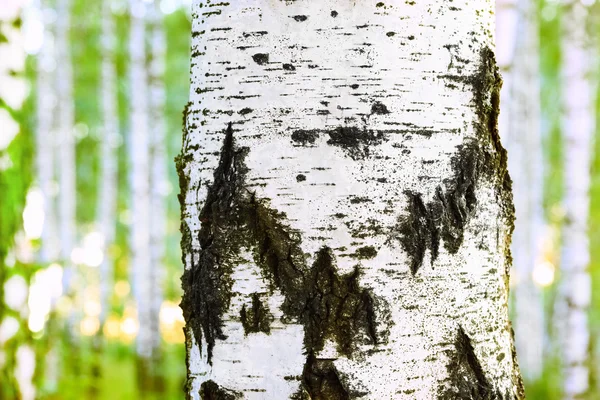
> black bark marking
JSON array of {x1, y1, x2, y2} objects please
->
[
  {"x1": 370, "y1": 101, "x2": 390, "y2": 115},
  {"x1": 238, "y1": 107, "x2": 253, "y2": 115},
  {"x1": 438, "y1": 326, "x2": 506, "y2": 400},
  {"x1": 395, "y1": 47, "x2": 514, "y2": 275},
  {"x1": 251, "y1": 53, "x2": 269, "y2": 65},
  {"x1": 240, "y1": 293, "x2": 274, "y2": 335},
  {"x1": 283, "y1": 63, "x2": 296, "y2": 71},
  {"x1": 200, "y1": 380, "x2": 242, "y2": 400},
  {"x1": 292, "y1": 15, "x2": 308, "y2": 22},
  {"x1": 331, "y1": 10, "x2": 338, "y2": 18},
  {"x1": 180, "y1": 123, "x2": 248, "y2": 362},
  {"x1": 292, "y1": 354, "x2": 350, "y2": 400},
  {"x1": 180, "y1": 124, "x2": 385, "y2": 364},
  {"x1": 350, "y1": 246, "x2": 378, "y2": 260},
  {"x1": 326, "y1": 126, "x2": 386, "y2": 160},
  {"x1": 386, "y1": 31, "x2": 396, "y2": 37},
  {"x1": 291, "y1": 129, "x2": 319, "y2": 145},
  {"x1": 296, "y1": 174, "x2": 307, "y2": 182},
  {"x1": 396, "y1": 192, "x2": 438, "y2": 275}
]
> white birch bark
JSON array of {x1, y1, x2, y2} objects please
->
[
  {"x1": 55, "y1": 0, "x2": 76, "y2": 296},
  {"x1": 496, "y1": 0, "x2": 544, "y2": 381},
  {"x1": 179, "y1": 1, "x2": 524, "y2": 399},
  {"x1": 558, "y1": 1, "x2": 595, "y2": 398},
  {"x1": 146, "y1": 0, "x2": 167, "y2": 389},
  {"x1": 98, "y1": 0, "x2": 119, "y2": 332},
  {"x1": 128, "y1": 0, "x2": 153, "y2": 389},
  {"x1": 35, "y1": 0, "x2": 59, "y2": 265}
]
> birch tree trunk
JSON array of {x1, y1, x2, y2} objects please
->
[
  {"x1": 90, "y1": 0, "x2": 120, "y2": 396},
  {"x1": 558, "y1": 2, "x2": 595, "y2": 398},
  {"x1": 146, "y1": 0, "x2": 167, "y2": 391},
  {"x1": 128, "y1": 0, "x2": 153, "y2": 392},
  {"x1": 55, "y1": 0, "x2": 76, "y2": 300},
  {"x1": 35, "y1": 0, "x2": 59, "y2": 266},
  {"x1": 99, "y1": 0, "x2": 119, "y2": 336},
  {"x1": 178, "y1": 1, "x2": 524, "y2": 399},
  {"x1": 497, "y1": 0, "x2": 544, "y2": 381}
]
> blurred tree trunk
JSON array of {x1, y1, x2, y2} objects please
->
[
  {"x1": 55, "y1": 0, "x2": 81, "y2": 391},
  {"x1": 35, "y1": 0, "x2": 59, "y2": 266},
  {"x1": 128, "y1": 0, "x2": 155, "y2": 393},
  {"x1": 147, "y1": 0, "x2": 167, "y2": 392},
  {"x1": 56, "y1": 0, "x2": 76, "y2": 300},
  {"x1": 0, "y1": 2, "x2": 35, "y2": 399},
  {"x1": 558, "y1": 2, "x2": 596, "y2": 398},
  {"x1": 178, "y1": 1, "x2": 524, "y2": 398},
  {"x1": 497, "y1": 0, "x2": 545, "y2": 381},
  {"x1": 90, "y1": 0, "x2": 120, "y2": 396}
]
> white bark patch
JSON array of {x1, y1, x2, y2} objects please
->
[{"x1": 180, "y1": 1, "x2": 523, "y2": 398}]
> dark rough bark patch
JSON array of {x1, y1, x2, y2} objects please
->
[
  {"x1": 240, "y1": 293, "x2": 274, "y2": 335},
  {"x1": 350, "y1": 246, "x2": 378, "y2": 260},
  {"x1": 331, "y1": 10, "x2": 338, "y2": 18},
  {"x1": 180, "y1": 122, "x2": 250, "y2": 362},
  {"x1": 200, "y1": 380, "x2": 242, "y2": 400},
  {"x1": 283, "y1": 63, "x2": 296, "y2": 71},
  {"x1": 291, "y1": 354, "x2": 350, "y2": 400},
  {"x1": 326, "y1": 126, "x2": 386, "y2": 160},
  {"x1": 291, "y1": 129, "x2": 319, "y2": 145},
  {"x1": 291, "y1": 126, "x2": 387, "y2": 159},
  {"x1": 395, "y1": 46, "x2": 514, "y2": 275},
  {"x1": 180, "y1": 124, "x2": 386, "y2": 364},
  {"x1": 251, "y1": 53, "x2": 269, "y2": 65},
  {"x1": 238, "y1": 107, "x2": 253, "y2": 115},
  {"x1": 438, "y1": 326, "x2": 506, "y2": 400},
  {"x1": 296, "y1": 174, "x2": 307, "y2": 182},
  {"x1": 370, "y1": 101, "x2": 390, "y2": 115}
]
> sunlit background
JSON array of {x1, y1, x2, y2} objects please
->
[{"x1": 1, "y1": 0, "x2": 600, "y2": 399}]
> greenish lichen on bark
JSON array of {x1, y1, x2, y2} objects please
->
[
  {"x1": 180, "y1": 123, "x2": 385, "y2": 368},
  {"x1": 395, "y1": 46, "x2": 514, "y2": 275}
]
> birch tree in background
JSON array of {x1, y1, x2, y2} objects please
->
[
  {"x1": 89, "y1": 0, "x2": 120, "y2": 396},
  {"x1": 35, "y1": 0, "x2": 59, "y2": 267},
  {"x1": 178, "y1": 1, "x2": 524, "y2": 398},
  {"x1": 146, "y1": 0, "x2": 167, "y2": 391},
  {"x1": 497, "y1": 0, "x2": 545, "y2": 381},
  {"x1": 558, "y1": 1, "x2": 596, "y2": 398},
  {"x1": 55, "y1": 0, "x2": 76, "y2": 301},
  {"x1": 0, "y1": 2, "x2": 35, "y2": 399},
  {"x1": 128, "y1": 0, "x2": 154, "y2": 392},
  {"x1": 99, "y1": 0, "x2": 119, "y2": 335}
]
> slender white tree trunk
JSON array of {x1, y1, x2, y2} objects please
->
[
  {"x1": 35, "y1": 0, "x2": 59, "y2": 266},
  {"x1": 128, "y1": 0, "x2": 153, "y2": 390},
  {"x1": 559, "y1": 2, "x2": 595, "y2": 398},
  {"x1": 497, "y1": 0, "x2": 544, "y2": 381},
  {"x1": 179, "y1": 1, "x2": 524, "y2": 398},
  {"x1": 99, "y1": 0, "x2": 119, "y2": 334},
  {"x1": 55, "y1": 0, "x2": 76, "y2": 297},
  {"x1": 147, "y1": 0, "x2": 167, "y2": 390}
]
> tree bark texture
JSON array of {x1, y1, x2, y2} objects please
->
[{"x1": 179, "y1": 1, "x2": 524, "y2": 399}]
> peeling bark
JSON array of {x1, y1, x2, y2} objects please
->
[{"x1": 180, "y1": 1, "x2": 523, "y2": 398}]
